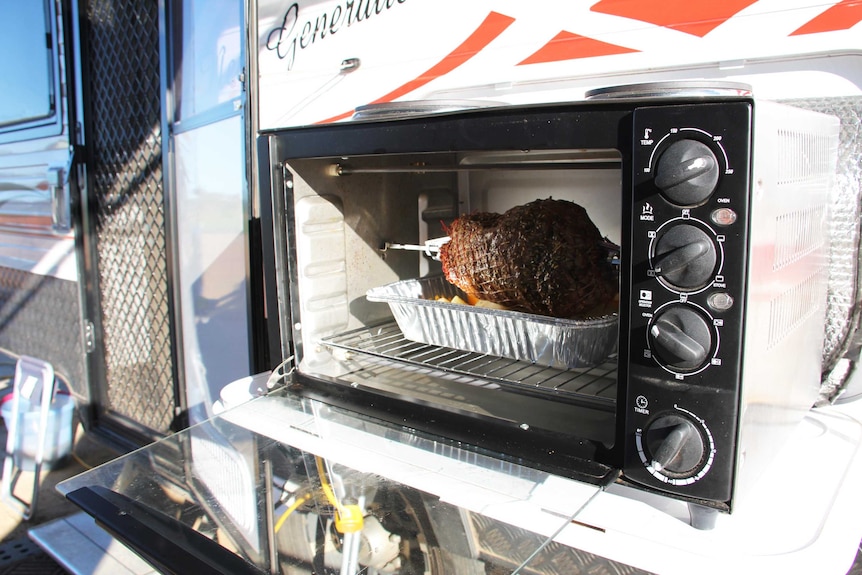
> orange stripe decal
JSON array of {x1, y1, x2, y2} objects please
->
[
  {"x1": 791, "y1": 0, "x2": 862, "y2": 35},
  {"x1": 590, "y1": 0, "x2": 759, "y2": 37},
  {"x1": 317, "y1": 11, "x2": 516, "y2": 123},
  {"x1": 518, "y1": 30, "x2": 638, "y2": 65}
]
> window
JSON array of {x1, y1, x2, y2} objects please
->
[
  {"x1": 0, "y1": 2, "x2": 56, "y2": 128},
  {"x1": 172, "y1": 0, "x2": 243, "y2": 122}
]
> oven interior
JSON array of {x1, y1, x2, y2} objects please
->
[{"x1": 273, "y1": 145, "x2": 625, "y2": 465}]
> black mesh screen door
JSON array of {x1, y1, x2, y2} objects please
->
[{"x1": 77, "y1": 0, "x2": 179, "y2": 443}]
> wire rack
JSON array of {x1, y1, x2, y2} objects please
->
[{"x1": 319, "y1": 322, "x2": 618, "y2": 409}]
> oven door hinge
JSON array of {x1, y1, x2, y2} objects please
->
[
  {"x1": 267, "y1": 355, "x2": 296, "y2": 391},
  {"x1": 83, "y1": 320, "x2": 96, "y2": 354}
]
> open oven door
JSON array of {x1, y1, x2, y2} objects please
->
[{"x1": 59, "y1": 388, "x2": 618, "y2": 575}]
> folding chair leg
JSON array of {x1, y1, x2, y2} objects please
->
[{"x1": 1, "y1": 357, "x2": 56, "y2": 520}]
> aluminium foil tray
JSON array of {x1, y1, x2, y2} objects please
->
[{"x1": 366, "y1": 276, "x2": 618, "y2": 369}]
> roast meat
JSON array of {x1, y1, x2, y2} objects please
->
[{"x1": 439, "y1": 198, "x2": 616, "y2": 318}]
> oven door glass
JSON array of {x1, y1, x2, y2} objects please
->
[{"x1": 57, "y1": 388, "x2": 623, "y2": 574}]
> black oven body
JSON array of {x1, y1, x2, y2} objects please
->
[{"x1": 257, "y1": 96, "x2": 825, "y2": 513}]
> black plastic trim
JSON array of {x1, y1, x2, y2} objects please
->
[
  {"x1": 289, "y1": 375, "x2": 620, "y2": 488},
  {"x1": 67, "y1": 485, "x2": 264, "y2": 575}
]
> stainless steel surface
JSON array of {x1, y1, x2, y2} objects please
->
[
  {"x1": 734, "y1": 99, "x2": 838, "y2": 503},
  {"x1": 284, "y1": 153, "x2": 461, "y2": 367},
  {"x1": 283, "y1": 150, "x2": 621, "y2": 371},
  {"x1": 585, "y1": 81, "x2": 753, "y2": 100},
  {"x1": 351, "y1": 99, "x2": 504, "y2": 120},
  {"x1": 781, "y1": 96, "x2": 862, "y2": 403},
  {"x1": 0, "y1": 1, "x2": 85, "y2": 403}
]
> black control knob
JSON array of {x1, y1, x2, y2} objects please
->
[
  {"x1": 653, "y1": 224, "x2": 717, "y2": 290},
  {"x1": 644, "y1": 413, "x2": 706, "y2": 477},
  {"x1": 649, "y1": 305, "x2": 713, "y2": 370},
  {"x1": 654, "y1": 139, "x2": 719, "y2": 206}
]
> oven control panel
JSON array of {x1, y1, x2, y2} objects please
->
[{"x1": 623, "y1": 102, "x2": 752, "y2": 504}]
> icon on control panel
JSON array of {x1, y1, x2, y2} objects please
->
[
  {"x1": 641, "y1": 128, "x2": 654, "y2": 145},
  {"x1": 640, "y1": 202, "x2": 655, "y2": 222},
  {"x1": 638, "y1": 290, "x2": 653, "y2": 308}
]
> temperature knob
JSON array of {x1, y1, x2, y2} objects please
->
[
  {"x1": 654, "y1": 139, "x2": 719, "y2": 206},
  {"x1": 644, "y1": 413, "x2": 706, "y2": 477},
  {"x1": 652, "y1": 224, "x2": 717, "y2": 290},
  {"x1": 649, "y1": 305, "x2": 713, "y2": 371}
]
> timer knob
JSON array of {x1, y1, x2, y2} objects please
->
[
  {"x1": 654, "y1": 139, "x2": 719, "y2": 206},
  {"x1": 652, "y1": 224, "x2": 717, "y2": 290},
  {"x1": 644, "y1": 413, "x2": 706, "y2": 477},
  {"x1": 649, "y1": 305, "x2": 713, "y2": 371}
]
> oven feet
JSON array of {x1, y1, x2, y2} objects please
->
[{"x1": 688, "y1": 503, "x2": 719, "y2": 530}]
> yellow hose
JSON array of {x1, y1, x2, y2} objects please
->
[
  {"x1": 274, "y1": 492, "x2": 312, "y2": 533},
  {"x1": 273, "y1": 457, "x2": 364, "y2": 535},
  {"x1": 315, "y1": 456, "x2": 364, "y2": 533}
]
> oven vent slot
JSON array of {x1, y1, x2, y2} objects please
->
[{"x1": 319, "y1": 322, "x2": 617, "y2": 409}]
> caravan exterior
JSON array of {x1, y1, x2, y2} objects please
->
[{"x1": 2, "y1": 1, "x2": 862, "y2": 573}]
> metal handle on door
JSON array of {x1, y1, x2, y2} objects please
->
[{"x1": 47, "y1": 146, "x2": 75, "y2": 231}]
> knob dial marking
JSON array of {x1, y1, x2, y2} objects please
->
[
  {"x1": 647, "y1": 301, "x2": 720, "y2": 376},
  {"x1": 635, "y1": 405, "x2": 716, "y2": 485}
]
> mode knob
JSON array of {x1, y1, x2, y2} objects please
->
[
  {"x1": 649, "y1": 305, "x2": 713, "y2": 371},
  {"x1": 644, "y1": 413, "x2": 706, "y2": 477},
  {"x1": 654, "y1": 139, "x2": 719, "y2": 206},
  {"x1": 652, "y1": 224, "x2": 717, "y2": 290}
]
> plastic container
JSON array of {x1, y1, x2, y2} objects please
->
[
  {"x1": 366, "y1": 276, "x2": 618, "y2": 368},
  {"x1": 1, "y1": 393, "x2": 75, "y2": 471}
]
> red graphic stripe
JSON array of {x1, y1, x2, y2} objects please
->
[
  {"x1": 318, "y1": 11, "x2": 516, "y2": 124},
  {"x1": 518, "y1": 30, "x2": 638, "y2": 65},
  {"x1": 791, "y1": 0, "x2": 862, "y2": 35},
  {"x1": 591, "y1": 0, "x2": 759, "y2": 37}
]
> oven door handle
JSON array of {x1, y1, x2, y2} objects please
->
[{"x1": 66, "y1": 485, "x2": 264, "y2": 575}]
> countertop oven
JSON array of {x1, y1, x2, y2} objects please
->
[{"x1": 255, "y1": 87, "x2": 839, "y2": 518}]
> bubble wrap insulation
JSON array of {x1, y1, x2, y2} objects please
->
[{"x1": 783, "y1": 97, "x2": 862, "y2": 401}]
